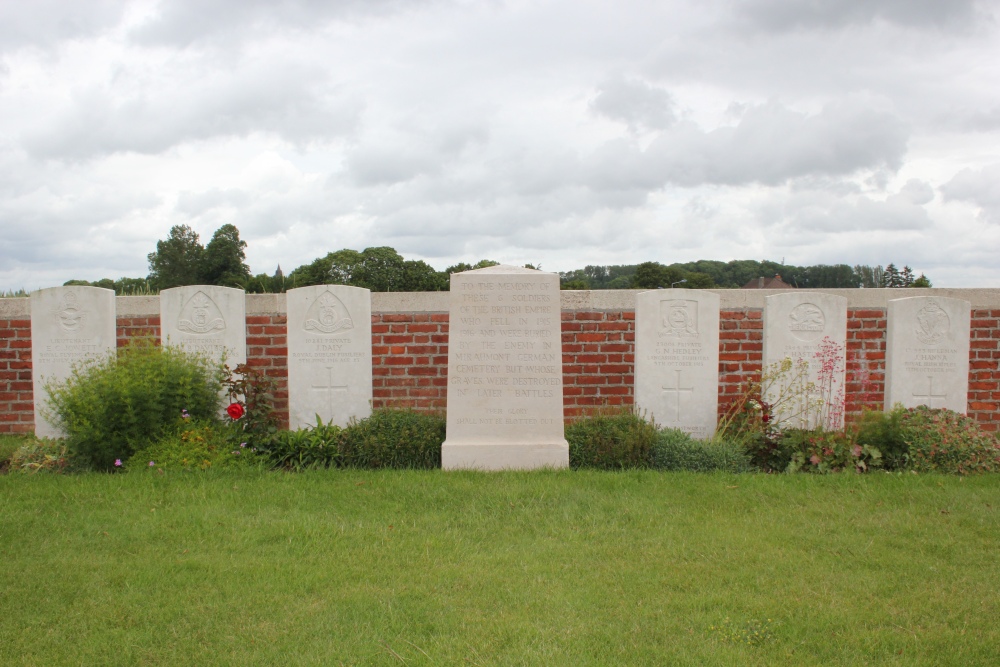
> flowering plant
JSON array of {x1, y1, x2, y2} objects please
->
[
  {"x1": 226, "y1": 403, "x2": 244, "y2": 420},
  {"x1": 221, "y1": 363, "x2": 280, "y2": 449}
]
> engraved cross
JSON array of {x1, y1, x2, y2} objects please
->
[
  {"x1": 661, "y1": 369, "x2": 695, "y2": 422},
  {"x1": 312, "y1": 366, "x2": 349, "y2": 415},
  {"x1": 912, "y1": 375, "x2": 948, "y2": 408}
]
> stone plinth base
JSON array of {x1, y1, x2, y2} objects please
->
[{"x1": 441, "y1": 441, "x2": 569, "y2": 471}]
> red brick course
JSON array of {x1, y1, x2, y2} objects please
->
[{"x1": 1, "y1": 303, "x2": 997, "y2": 433}]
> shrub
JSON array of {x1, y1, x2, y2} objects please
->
[
  {"x1": 782, "y1": 429, "x2": 882, "y2": 474},
  {"x1": 852, "y1": 407, "x2": 908, "y2": 470},
  {"x1": 221, "y1": 363, "x2": 281, "y2": 449},
  {"x1": 650, "y1": 429, "x2": 752, "y2": 473},
  {"x1": 127, "y1": 420, "x2": 261, "y2": 472},
  {"x1": 566, "y1": 407, "x2": 657, "y2": 470},
  {"x1": 264, "y1": 417, "x2": 342, "y2": 471},
  {"x1": 897, "y1": 406, "x2": 1000, "y2": 475},
  {"x1": 339, "y1": 409, "x2": 445, "y2": 469},
  {"x1": 8, "y1": 437, "x2": 78, "y2": 474},
  {"x1": 45, "y1": 340, "x2": 223, "y2": 470}
]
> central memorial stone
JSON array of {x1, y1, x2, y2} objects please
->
[{"x1": 442, "y1": 265, "x2": 568, "y2": 470}]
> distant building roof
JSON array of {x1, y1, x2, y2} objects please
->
[{"x1": 741, "y1": 274, "x2": 793, "y2": 289}]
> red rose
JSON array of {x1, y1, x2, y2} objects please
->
[
  {"x1": 227, "y1": 403, "x2": 245, "y2": 420},
  {"x1": 761, "y1": 413, "x2": 770, "y2": 423}
]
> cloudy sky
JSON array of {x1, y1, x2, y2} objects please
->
[{"x1": 2, "y1": 0, "x2": 1000, "y2": 290}]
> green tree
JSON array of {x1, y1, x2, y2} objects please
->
[
  {"x1": 631, "y1": 262, "x2": 685, "y2": 289},
  {"x1": 353, "y1": 246, "x2": 408, "y2": 292},
  {"x1": 201, "y1": 224, "x2": 251, "y2": 287},
  {"x1": 911, "y1": 274, "x2": 932, "y2": 287},
  {"x1": 147, "y1": 224, "x2": 204, "y2": 289}
]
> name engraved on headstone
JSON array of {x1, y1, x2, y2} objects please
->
[
  {"x1": 635, "y1": 290, "x2": 720, "y2": 438},
  {"x1": 443, "y1": 266, "x2": 567, "y2": 470},
  {"x1": 885, "y1": 297, "x2": 969, "y2": 413},
  {"x1": 31, "y1": 287, "x2": 116, "y2": 437},
  {"x1": 286, "y1": 285, "x2": 372, "y2": 428}
]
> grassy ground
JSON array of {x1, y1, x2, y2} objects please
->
[{"x1": 1, "y1": 469, "x2": 997, "y2": 666}]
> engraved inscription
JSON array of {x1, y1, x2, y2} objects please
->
[
  {"x1": 312, "y1": 366, "x2": 349, "y2": 414},
  {"x1": 915, "y1": 302, "x2": 949, "y2": 346},
  {"x1": 304, "y1": 291, "x2": 354, "y2": 335},
  {"x1": 177, "y1": 291, "x2": 226, "y2": 334},
  {"x1": 788, "y1": 303, "x2": 825, "y2": 342}
]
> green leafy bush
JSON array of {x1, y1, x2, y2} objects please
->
[
  {"x1": 8, "y1": 437, "x2": 79, "y2": 474},
  {"x1": 128, "y1": 420, "x2": 261, "y2": 472},
  {"x1": 566, "y1": 408, "x2": 657, "y2": 470},
  {"x1": 221, "y1": 363, "x2": 281, "y2": 449},
  {"x1": 852, "y1": 407, "x2": 908, "y2": 470},
  {"x1": 264, "y1": 417, "x2": 342, "y2": 471},
  {"x1": 782, "y1": 429, "x2": 882, "y2": 474},
  {"x1": 339, "y1": 409, "x2": 445, "y2": 469},
  {"x1": 650, "y1": 429, "x2": 752, "y2": 472},
  {"x1": 45, "y1": 340, "x2": 223, "y2": 470},
  {"x1": 897, "y1": 406, "x2": 1000, "y2": 474}
]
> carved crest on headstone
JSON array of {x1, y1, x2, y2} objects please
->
[
  {"x1": 915, "y1": 302, "x2": 949, "y2": 345},
  {"x1": 788, "y1": 302, "x2": 825, "y2": 341},
  {"x1": 177, "y1": 291, "x2": 226, "y2": 334},
  {"x1": 304, "y1": 291, "x2": 354, "y2": 335},
  {"x1": 660, "y1": 299, "x2": 698, "y2": 337},
  {"x1": 54, "y1": 290, "x2": 87, "y2": 333}
]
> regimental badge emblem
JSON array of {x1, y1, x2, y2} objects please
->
[
  {"x1": 915, "y1": 302, "x2": 949, "y2": 346},
  {"x1": 177, "y1": 291, "x2": 226, "y2": 334},
  {"x1": 54, "y1": 290, "x2": 87, "y2": 333},
  {"x1": 660, "y1": 299, "x2": 698, "y2": 337},
  {"x1": 788, "y1": 303, "x2": 825, "y2": 341},
  {"x1": 304, "y1": 291, "x2": 354, "y2": 335}
]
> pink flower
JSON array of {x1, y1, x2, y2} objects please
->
[
  {"x1": 114, "y1": 459, "x2": 122, "y2": 467},
  {"x1": 149, "y1": 461, "x2": 155, "y2": 467},
  {"x1": 810, "y1": 455, "x2": 822, "y2": 465}
]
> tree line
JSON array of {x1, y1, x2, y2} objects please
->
[{"x1": 64, "y1": 224, "x2": 932, "y2": 294}]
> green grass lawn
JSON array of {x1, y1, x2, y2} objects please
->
[{"x1": 1, "y1": 469, "x2": 997, "y2": 666}]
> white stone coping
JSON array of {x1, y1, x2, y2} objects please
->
[{"x1": 2, "y1": 288, "x2": 1000, "y2": 319}]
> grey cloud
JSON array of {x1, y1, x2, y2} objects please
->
[
  {"x1": 131, "y1": 0, "x2": 431, "y2": 46},
  {"x1": 585, "y1": 100, "x2": 908, "y2": 189},
  {"x1": 773, "y1": 186, "x2": 934, "y2": 233},
  {"x1": 940, "y1": 164, "x2": 1000, "y2": 221},
  {"x1": 590, "y1": 75, "x2": 677, "y2": 132},
  {"x1": 23, "y1": 64, "x2": 360, "y2": 159},
  {"x1": 176, "y1": 189, "x2": 252, "y2": 215},
  {"x1": 734, "y1": 0, "x2": 983, "y2": 32},
  {"x1": 0, "y1": 0, "x2": 126, "y2": 52}
]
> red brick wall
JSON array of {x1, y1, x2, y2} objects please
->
[
  {"x1": 969, "y1": 309, "x2": 1000, "y2": 431},
  {"x1": 560, "y1": 310, "x2": 635, "y2": 418},
  {"x1": 371, "y1": 313, "x2": 449, "y2": 411},
  {"x1": 0, "y1": 318, "x2": 32, "y2": 433},
  {"x1": 1, "y1": 301, "x2": 996, "y2": 433}
]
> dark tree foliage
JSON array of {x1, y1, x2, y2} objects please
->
[
  {"x1": 147, "y1": 224, "x2": 204, "y2": 289},
  {"x1": 201, "y1": 224, "x2": 251, "y2": 288}
]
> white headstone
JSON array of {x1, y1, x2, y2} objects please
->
[
  {"x1": 885, "y1": 296, "x2": 970, "y2": 413},
  {"x1": 634, "y1": 289, "x2": 720, "y2": 438},
  {"x1": 31, "y1": 286, "x2": 117, "y2": 437},
  {"x1": 442, "y1": 265, "x2": 568, "y2": 470},
  {"x1": 160, "y1": 286, "x2": 246, "y2": 367},
  {"x1": 286, "y1": 285, "x2": 372, "y2": 428},
  {"x1": 763, "y1": 292, "x2": 847, "y2": 430}
]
